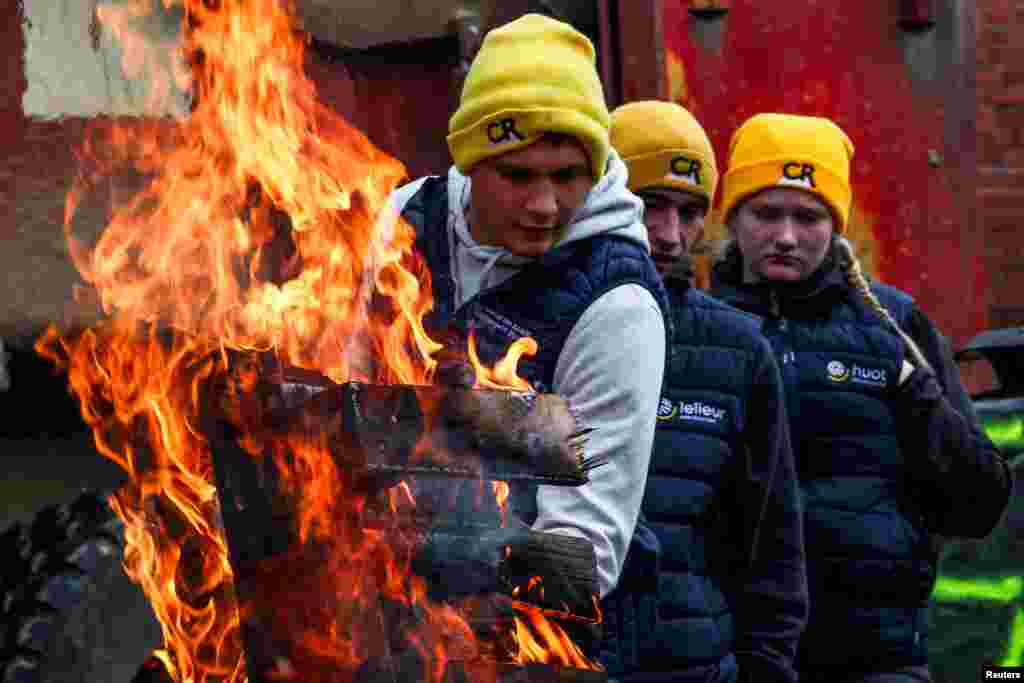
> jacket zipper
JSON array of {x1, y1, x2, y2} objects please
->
[{"x1": 765, "y1": 290, "x2": 800, "y2": 425}]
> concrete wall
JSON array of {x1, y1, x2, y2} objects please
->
[{"x1": 21, "y1": 0, "x2": 187, "y2": 119}]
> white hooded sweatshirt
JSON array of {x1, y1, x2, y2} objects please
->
[{"x1": 388, "y1": 152, "x2": 666, "y2": 597}]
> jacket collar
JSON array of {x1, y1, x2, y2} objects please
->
[
  {"x1": 710, "y1": 242, "x2": 850, "y2": 319},
  {"x1": 662, "y1": 254, "x2": 694, "y2": 297}
]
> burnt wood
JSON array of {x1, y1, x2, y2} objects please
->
[{"x1": 205, "y1": 357, "x2": 605, "y2": 682}]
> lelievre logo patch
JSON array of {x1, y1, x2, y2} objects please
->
[
  {"x1": 669, "y1": 155, "x2": 703, "y2": 187},
  {"x1": 487, "y1": 118, "x2": 527, "y2": 145},
  {"x1": 778, "y1": 161, "x2": 816, "y2": 189},
  {"x1": 658, "y1": 397, "x2": 726, "y2": 425},
  {"x1": 826, "y1": 359, "x2": 887, "y2": 388}
]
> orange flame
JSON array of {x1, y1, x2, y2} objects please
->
[
  {"x1": 468, "y1": 334, "x2": 537, "y2": 392},
  {"x1": 38, "y1": 0, "x2": 601, "y2": 681},
  {"x1": 514, "y1": 606, "x2": 595, "y2": 670}
]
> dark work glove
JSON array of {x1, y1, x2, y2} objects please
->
[
  {"x1": 412, "y1": 527, "x2": 603, "y2": 657},
  {"x1": 412, "y1": 526, "x2": 525, "y2": 601},
  {"x1": 895, "y1": 362, "x2": 942, "y2": 407}
]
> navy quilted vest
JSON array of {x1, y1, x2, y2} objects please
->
[
  {"x1": 600, "y1": 285, "x2": 764, "y2": 681},
  {"x1": 401, "y1": 176, "x2": 670, "y2": 524},
  {"x1": 713, "y1": 263, "x2": 936, "y2": 672}
]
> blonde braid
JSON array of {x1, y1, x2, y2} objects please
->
[{"x1": 835, "y1": 237, "x2": 933, "y2": 373}]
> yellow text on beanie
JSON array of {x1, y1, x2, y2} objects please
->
[
  {"x1": 610, "y1": 100, "x2": 718, "y2": 204},
  {"x1": 719, "y1": 113, "x2": 855, "y2": 233},
  {"x1": 447, "y1": 14, "x2": 611, "y2": 179}
]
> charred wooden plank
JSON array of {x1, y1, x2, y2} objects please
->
[
  {"x1": 344, "y1": 382, "x2": 594, "y2": 485},
  {"x1": 217, "y1": 357, "x2": 598, "y2": 486}
]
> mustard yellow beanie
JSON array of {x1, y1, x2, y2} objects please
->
[
  {"x1": 447, "y1": 14, "x2": 611, "y2": 179},
  {"x1": 610, "y1": 100, "x2": 718, "y2": 204},
  {"x1": 719, "y1": 113, "x2": 855, "y2": 233}
]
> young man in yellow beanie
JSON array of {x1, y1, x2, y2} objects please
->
[
  {"x1": 611, "y1": 100, "x2": 718, "y2": 277},
  {"x1": 387, "y1": 14, "x2": 670, "y2": 656},
  {"x1": 600, "y1": 100, "x2": 808, "y2": 683},
  {"x1": 709, "y1": 113, "x2": 1012, "y2": 682}
]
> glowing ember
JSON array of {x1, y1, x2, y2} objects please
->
[{"x1": 37, "y1": 1, "x2": 602, "y2": 681}]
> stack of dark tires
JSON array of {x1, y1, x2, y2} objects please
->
[{"x1": 0, "y1": 491, "x2": 162, "y2": 683}]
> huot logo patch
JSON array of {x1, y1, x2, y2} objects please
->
[
  {"x1": 669, "y1": 155, "x2": 703, "y2": 187},
  {"x1": 851, "y1": 364, "x2": 887, "y2": 387},
  {"x1": 657, "y1": 397, "x2": 677, "y2": 421},
  {"x1": 657, "y1": 397, "x2": 726, "y2": 425},
  {"x1": 826, "y1": 360, "x2": 850, "y2": 383},
  {"x1": 827, "y1": 359, "x2": 888, "y2": 387},
  {"x1": 487, "y1": 118, "x2": 527, "y2": 145},
  {"x1": 779, "y1": 162, "x2": 816, "y2": 189}
]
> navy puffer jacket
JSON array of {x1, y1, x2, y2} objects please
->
[
  {"x1": 710, "y1": 244, "x2": 1011, "y2": 675},
  {"x1": 601, "y1": 265, "x2": 807, "y2": 683}
]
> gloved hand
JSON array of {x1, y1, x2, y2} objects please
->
[{"x1": 412, "y1": 526, "x2": 526, "y2": 601}]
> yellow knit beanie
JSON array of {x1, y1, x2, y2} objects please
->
[
  {"x1": 610, "y1": 100, "x2": 718, "y2": 204},
  {"x1": 719, "y1": 113, "x2": 855, "y2": 233},
  {"x1": 447, "y1": 14, "x2": 611, "y2": 179}
]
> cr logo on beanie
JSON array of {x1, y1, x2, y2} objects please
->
[
  {"x1": 447, "y1": 14, "x2": 611, "y2": 179},
  {"x1": 610, "y1": 100, "x2": 718, "y2": 204},
  {"x1": 720, "y1": 113, "x2": 855, "y2": 233},
  {"x1": 486, "y1": 118, "x2": 528, "y2": 146},
  {"x1": 780, "y1": 162, "x2": 817, "y2": 189},
  {"x1": 669, "y1": 155, "x2": 704, "y2": 187}
]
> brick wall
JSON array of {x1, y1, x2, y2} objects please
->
[{"x1": 978, "y1": 0, "x2": 1024, "y2": 330}]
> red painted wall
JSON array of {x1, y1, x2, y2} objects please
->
[
  {"x1": 660, "y1": 0, "x2": 986, "y2": 347},
  {"x1": 4, "y1": 0, "x2": 1019, "y2": 349}
]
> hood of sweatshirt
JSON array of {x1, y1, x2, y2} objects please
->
[{"x1": 442, "y1": 150, "x2": 650, "y2": 306}]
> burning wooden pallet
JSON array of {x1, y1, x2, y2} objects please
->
[
  {"x1": 204, "y1": 358, "x2": 606, "y2": 682},
  {"x1": 34, "y1": 0, "x2": 615, "y2": 679}
]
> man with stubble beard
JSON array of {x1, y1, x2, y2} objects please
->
[{"x1": 598, "y1": 101, "x2": 808, "y2": 683}]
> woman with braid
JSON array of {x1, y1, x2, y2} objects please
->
[{"x1": 709, "y1": 113, "x2": 1013, "y2": 683}]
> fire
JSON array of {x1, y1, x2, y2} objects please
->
[
  {"x1": 469, "y1": 334, "x2": 537, "y2": 392},
  {"x1": 37, "y1": 0, "x2": 600, "y2": 681},
  {"x1": 514, "y1": 607, "x2": 595, "y2": 670}
]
